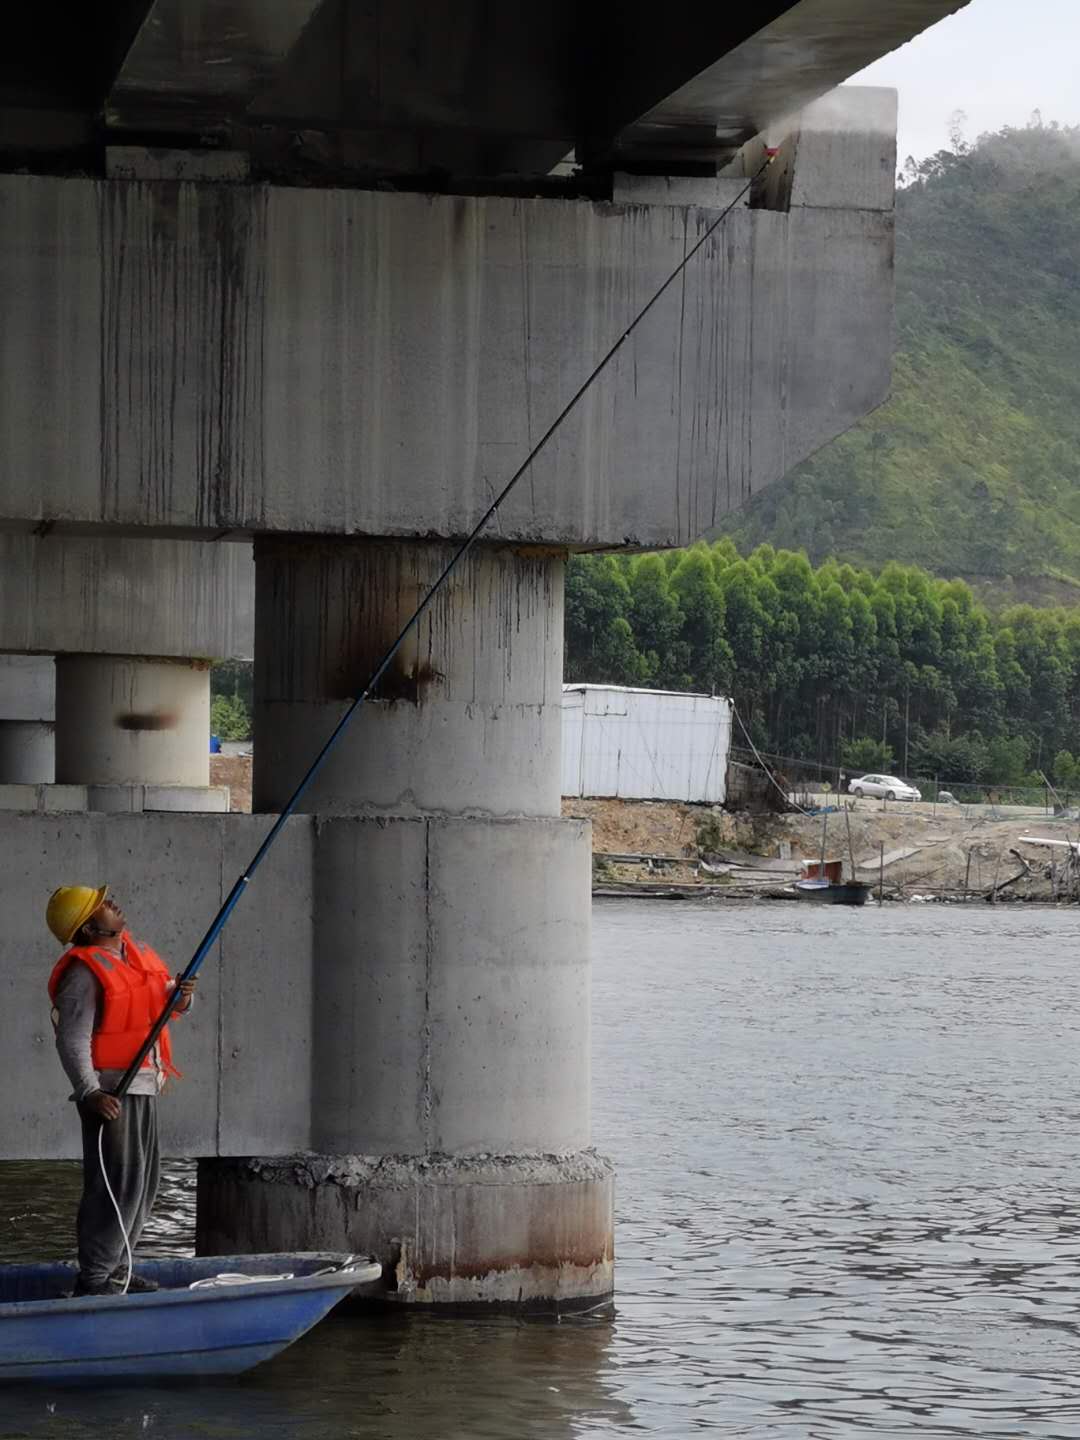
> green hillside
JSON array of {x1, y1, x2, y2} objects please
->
[{"x1": 724, "y1": 122, "x2": 1080, "y2": 599}]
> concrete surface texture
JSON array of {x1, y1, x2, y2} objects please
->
[
  {"x1": 0, "y1": 812, "x2": 593, "y2": 1157},
  {"x1": 210, "y1": 529, "x2": 609, "y2": 1302},
  {"x1": 0, "y1": 723, "x2": 54, "y2": 784},
  {"x1": 253, "y1": 539, "x2": 564, "y2": 816},
  {"x1": 624, "y1": 2, "x2": 966, "y2": 158},
  {"x1": 0, "y1": 655, "x2": 54, "y2": 720},
  {"x1": 308, "y1": 816, "x2": 591, "y2": 1157},
  {"x1": 0, "y1": 782, "x2": 229, "y2": 814},
  {"x1": 54, "y1": 655, "x2": 211, "y2": 787},
  {"x1": 197, "y1": 1151, "x2": 615, "y2": 1309},
  {"x1": 0, "y1": 534, "x2": 251, "y2": 803},
  {"x1": 1, "y1": 89, "x2": 895, "y2": 550},
  {"x1": 8, "y1": 812, "x2": 314, "y2": 1161},
  {"x1": 0, "y1": 655, "x2": 56, "y2": 783},
  {"x1": 0, "y1": 535, "x2": 252, "y2": 660}
]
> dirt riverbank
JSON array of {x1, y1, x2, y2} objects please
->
[
  {"x1": 562, "y1": 795, "x2": 1080, "y2": 901},
  {"x1": 210, "y1": 756, "x2": 1075, "y2": 900}
]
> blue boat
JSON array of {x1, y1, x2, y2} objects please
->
[{"x1": 0, "y1": 1252, "x2": 382, "y2": 1382}]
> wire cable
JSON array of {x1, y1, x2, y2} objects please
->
[
  {"x1": 731, "y1": 704, "x2": 815, "y2": 817},
  {"x1": 114, "y1": 159, "x2": 771, "y2": 1098},
  {"x1": 96, "y1": 1124, "x2": 133, "y2": 1296}
]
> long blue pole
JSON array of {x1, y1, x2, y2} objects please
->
[{"x1": 112, "y1": 164, "x2": 765, "y2": 1099}]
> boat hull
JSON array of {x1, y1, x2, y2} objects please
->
[
  {"x1": 793, "y1": 881, "x2": 871, "y2": 906},
  {"x1": 0, "y1": 1252, "x2": 381, "y2": 1382}
]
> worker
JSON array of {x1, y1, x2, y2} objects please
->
[{"x1": 45, "y1": 885, "x2": 196, "y2": 1297}]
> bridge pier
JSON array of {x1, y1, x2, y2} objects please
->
[
  {"x1": 196, "y1": 537, "x2": 613, "y2": 1307},
  {"x1": 0, "y1": 65, "x2": 919, "y2": 1318},
  {"x1": 0, "y1": 534, "x2": 252, "y2": 811},
  {"x1": 55, "y1": 654, "x2": 211, "y2": 789}
]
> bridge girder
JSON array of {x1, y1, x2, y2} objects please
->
[{"x1": 2, "y1": 1, "x2": 969, "y2": 185}]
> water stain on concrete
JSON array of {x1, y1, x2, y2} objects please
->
[{"x1": 115, "y1": 709, "x2": 179, "y2": 731}]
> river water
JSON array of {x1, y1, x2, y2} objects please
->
[{"x1": 3, "y1": 901, "x2": 1080, "y2": 1438}]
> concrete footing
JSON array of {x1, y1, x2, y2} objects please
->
[
  {"x1": 0, "y1": 782, "x2": 229, "y2": 813},
  {"x1": 196, "y1": 1150, "x2": 614, "y2": 1310}
]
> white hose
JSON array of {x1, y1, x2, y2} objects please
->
[
  {"x1": 189, "y1": 1272, "x2": 294, "y2": 1289},
  {"x1": 186, "y1": 1257, "x2": 357, "y2": 1290},
  {"x1": 97, "y1": 1122, "x2": 132, "y2": 1296}
]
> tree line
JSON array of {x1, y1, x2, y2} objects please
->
[{"x1": 565, "y1": 541, "x2": 1080, "y2": 789}]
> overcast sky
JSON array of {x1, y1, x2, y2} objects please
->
[{"x1": 849, "y1": 0, "x2": 1080, "y2": 165}]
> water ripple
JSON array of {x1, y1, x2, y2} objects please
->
[{"x1": 3, "y1": 903, "x2": 1080, "y2": 1437}]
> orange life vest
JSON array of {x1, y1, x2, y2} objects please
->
[{"x1": 48, "y1": 931, "x2": 180, "y2": 1081}]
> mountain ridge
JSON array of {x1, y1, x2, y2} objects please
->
[{"x1": 723, "y1": 121, "x2": 1080, "y2": 601}]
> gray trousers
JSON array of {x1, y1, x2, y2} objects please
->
[{"x1": 76, "y1": 1096, "x2": 160, "y2": 1286}]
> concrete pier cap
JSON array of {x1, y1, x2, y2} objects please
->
[{"x1": 0, "y1": 88, "x2": 898, "y2": 550}]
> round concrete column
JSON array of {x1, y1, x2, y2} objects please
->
[
  {"x1": 200, "y1": 536, "x2": 613, "y2": 1311},
  {"x1": 0, "y1": 722, "x2": 54, "y2": 783},
  {"x1": 54, "y1": 655, "x2": 210, "y2": 787},
  {"x1": 252, "y1": 538, "x2": 563, "y2": 817}
]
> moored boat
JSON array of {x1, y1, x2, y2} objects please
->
[
  {"x1": 791, "y1": 854, "x2": 871, "y2": 906},
  {"x1": 0, "y1": 1252, "x2": 381, "y2": 1382},
  {"x1": 793, "y1": 876, "x2": 871, "y2": 906}
]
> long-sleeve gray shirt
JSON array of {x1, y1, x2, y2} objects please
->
[{"x1": 53, "y1": 950, "x2": 186, "y2": 1101}]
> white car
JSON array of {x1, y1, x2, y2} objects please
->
[{"x1": 848, "y1": 774, "x2": 922, "y2": 802}]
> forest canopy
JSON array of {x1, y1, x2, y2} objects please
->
[
  {"x1": 566, "y1": 541, "x2": 1080, "y2": 789},
  {"x1": 725, "y1": 120, "x2": 1080, "y2": 601}
]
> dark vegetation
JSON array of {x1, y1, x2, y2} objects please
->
[
  {"x1": 725, "y1": 120, "x2": 1080, "y2": 600},
  {"x1": 210, "y1": 659, "x2": 253, "y2": 741},
  {"x1": 565, "y1": 540, "x2": 1080, "y2": 790}
]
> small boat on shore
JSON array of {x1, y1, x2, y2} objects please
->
[
  {"x1": 0, "y1": 1252, "x2": 381, "y2": 1382},
  {"x1": 791, "y1": 841, "x2": 872, "y2": 906},
  {"x1": 793, "y1": 874, "x2": 872, "y2": 906}
]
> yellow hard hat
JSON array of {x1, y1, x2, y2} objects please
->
[{"x1": 46, "y1": 885, "x2": 108, "y2": 946}]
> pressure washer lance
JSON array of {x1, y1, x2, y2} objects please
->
[{"x1": 103, "y1": 158, "x2": 772, "y2": 1284}]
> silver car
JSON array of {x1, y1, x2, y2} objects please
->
[{"x1": 848, "y1": 773, "x2": 922, "y2": 802}]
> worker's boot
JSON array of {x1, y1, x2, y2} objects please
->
[
  {"x1": 71, "y1": 1272, "x2": 115, "y2": 1297},
  {"x1": 110, "y1": 1269, "x2": 159, "y2": 1293}
]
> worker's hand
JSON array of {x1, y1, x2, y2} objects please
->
[
  {"x1": 174, "y1": 976, "x2": 196, "y2": 1013},
  {"x1": 85, "y1": 1090, "x2": 121, "y2": 1122}
]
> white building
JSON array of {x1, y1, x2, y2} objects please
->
[{"x1": 561, "y1": 684, "x2": 732, "y2": 803}]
